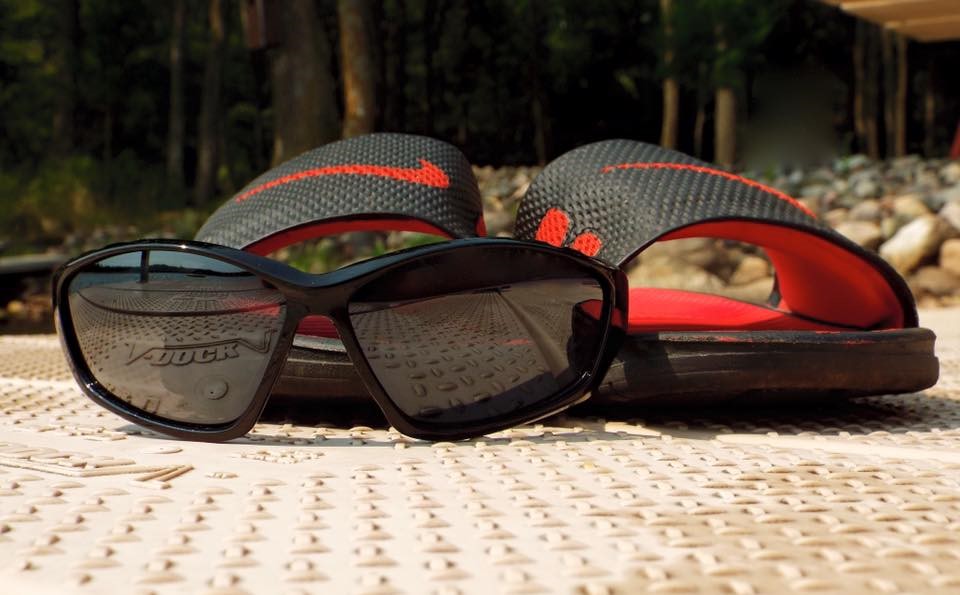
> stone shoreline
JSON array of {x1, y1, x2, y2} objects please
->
[{"x1": 3, "y1": 156, "x2": 959, "y2": 333}]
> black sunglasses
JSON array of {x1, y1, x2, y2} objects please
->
[{"x1": 53, "y1": 238, "x2": 627, "y2": 441}]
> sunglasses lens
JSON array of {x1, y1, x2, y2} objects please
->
[
  {"x1": 348, "y1": 247, "x2": 607, "y2": 427},
  {"x1": 65, "y1": 250, "x2": 286, "y2": 425}
]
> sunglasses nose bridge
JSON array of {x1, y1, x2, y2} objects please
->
[{"x1": 295, "y1": 282, "x2": 351, "y2": 318}]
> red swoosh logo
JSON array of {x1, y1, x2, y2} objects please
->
[
  {"x1": 601, "y1": 162, "x2": 816, "y2": 218},
  {"x1": 235, "y1": 159, "x2": 450, "y2": 203}
]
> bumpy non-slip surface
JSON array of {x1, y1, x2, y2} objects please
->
[{"x1": 0, "y1": 309, "x2": 958, "y2": 594}]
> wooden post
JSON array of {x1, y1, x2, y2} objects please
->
[
  {"x1": 853, "y1": 21, "x2": 867, "y2": 154},
  {"x1": 924, "y1": 51, "x2": 936, "y2": 157},
  {"x1": 659, "y1": 0, "x2": 678, "y2": 149},
  {"x1": 715, "y1": 87, "x2": 736, "y2": 169},
  {"x1": 894, "y1": 33, "x2": 908, "y2": 157},
  {"x1": 881, "y1": 29, "x2": 896, "y2": 157}
]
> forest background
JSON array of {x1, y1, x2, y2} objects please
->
[{"x1": 1, "y1": 0, "x2": 958, "y2": 256}]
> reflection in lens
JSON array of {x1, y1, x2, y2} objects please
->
[
  {"x1": 349, "y1": 249, "x2": 605, "y2": 426},
  {"x1": 67, "y1": 250, "x2": 286, "y2": 424}
]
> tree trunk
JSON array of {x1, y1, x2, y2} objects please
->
[
  {"x1": 661, "y1": 79, "x2": 679, "y2": 150},
  {"x1": 195, "y1": 0, "x2": 226, "y2": 206},
  {"x1": 694, "y1": 101, "x2": 706, "y2": 159},
  {"x1": 383, "y1": 0, "x2": 407, "y2": 130},
  {"x1": 894, "y1": 33, "x2": 908, "y2": 157},
  {"x1": 166, "y1": 0, "x2": 186, "y2": 196},
  {"x1": 714, "y1": 87, "x2": 736, "y2": 169},
  {"x1": 864, "y1": 24, "x2": 881, "y2": 159},
  {"x1": 528, "y1": 0, "x2": 548, "y2": 164},
  {"x1": 339, "y1": 0, "x2": 377, "y2": 138},
  {"x1": 422, "y1": 0, "x2": 438, "y2": 135},
  {"x1": 51, "y1": 0, "x2": 80, "y2": 157},
  {"x1": 694, "y1": 62, "x2": 708, "y2": 159},
  {"x1": 103, "y1": 107, "x2": 114, "y2": 199},
  {"x1": 712, "y1": 21, "x2": 735, "y2": 168},
  {"x1": 270, "y1": 0, "x2": 340, "y2": 165},
  {"x1": 659, "y1": 0, "x2": 678, "y2": 149},
  {"x1": 881, "y1": 29, "x2": 896, "y2": 157},
  {"x1": 924, "y1": 52, "x2": 936, "y2": 157},
  {"x1": 853, "y1": 20, "x2": 867, "y2": 155}
]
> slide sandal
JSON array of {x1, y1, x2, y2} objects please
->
[
  {"x1": 195, "y1": 133, "x2": 491, "y2": 402},
  {"x1": 512, "y1": 139, "x2": 938, "y2": 405},
  {"x1": 199, "y1": 134, "x2": 938, "y2": 408}
]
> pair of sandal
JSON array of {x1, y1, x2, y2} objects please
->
[{"x1": 196, "y1": 133, "x2": 938, "y2": 410}]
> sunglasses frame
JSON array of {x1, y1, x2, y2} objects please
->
[{"x1": 53, "y1": 237, "x2": 627, "y2": 442}]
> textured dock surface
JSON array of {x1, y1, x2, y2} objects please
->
[{"x1": 0, "y1": 309, "x2": 958, "y2": 594}]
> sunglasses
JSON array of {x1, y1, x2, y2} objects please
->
[{"x1": 53, "y1": 238, "x2": 627, "y2": 441}]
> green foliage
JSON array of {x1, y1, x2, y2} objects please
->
[
  {"x1": 0, "y1": 0, "x2": 56, "y2": 164},
  {"x1": 0, "y1": 157, "x2": 99, "y2": 244},
  {"x1": 668, "y1": 0, "x2": 788, "y2": 90},
  {"x1": 1, "y1": 0, "x2": 954, "y2": 255}
]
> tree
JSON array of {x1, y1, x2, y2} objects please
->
[
  {"x1": 852, "y1": 20, "x2": 878, "y2": 158},
  {"x1": 894, "y1": 33, "x2": 908, "y2": 157},
  {"x1": 195, "y1": 0, "x2": 226, "y2": 205},
  {"x1": 50, "y1": 0, "x2": 80, "y2": 157},
  {"x1": 166, "y1": 0, "x2": 186, "y2": 196},
  {"x1": 659, "y1": 0, "x2": 678, "y2": 150},
  {"x1": 269, "y1": 0, "x2": 339, "y2": 165},
  {"x1": 381, "y1": 0, "x2": 407, "y2": 131},
  {"x1": 672, "y1": 0, "x2": 785, "y2": 167},
  {"x1": 339, "y1": 0, "x2": 377, "y2": 138}
]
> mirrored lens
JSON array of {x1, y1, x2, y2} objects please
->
[
  {"x1": 348, "y1": 247, "x2": 606, "y2": 426},
  {"x1": 67, "y1": 250, "x2": 286, "y2": 424}
]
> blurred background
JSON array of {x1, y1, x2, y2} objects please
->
[{"x1": 1, "y1": 0, "x2": 960, "y2": 332}]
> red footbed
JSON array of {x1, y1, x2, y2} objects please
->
[
  {"x1": 287, "y1": 218, "x2": 904, "y2": 339},
  {"x1": 658, "y1": 221, "x2": 904, "y2": 330},
  {"x1": 625, "y1": 288, "x2": 842, "y2": 332}
]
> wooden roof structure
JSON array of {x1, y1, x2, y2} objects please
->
[{"x1": 821, "y1": 0, "x2": 960, "y2": 42}]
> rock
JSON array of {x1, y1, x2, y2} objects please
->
[
  {"x1": 729, "y1": 255, "x2": 770, "y2": 285},
  {"x1": 807, "y1": 167, "x2": 835, "y2": 185},
  {"x1": 909, "y1": 266, "x2": 960, "y2": 297},
  {"x1": 928, "y1": 185, "x2": 960, "y2": 211},
  {"x1": 891, "y1": 154, "x2": 921, "y2": 170},
  {"x1": 914, "y1": 169, "x2": 942, "y2": 193},
  {"x1": 942, "y1": 238, "x2": 960, "y2": 278},
  {"x1": 483, "y1": 208, "x2": 514, "y2": 237},
  {"x1": 892, "y1": 194, "x2": 931, "y2": 219},
  {"x1": 841, "y1": 154, "x2": 872, "y2": 172},
  {"x1": 715, "y1": 277, "x2": 775, "y2": 304},
  {"x1": 835, "y1": 220, "x2": 883, "y2": 250},
  {"x1": 786, "y1": 169, "x2": 806, "y2": 188},
  {"x1": 635, "y1": 238, "x2": 724, "y2": 271},
  {"x1": 800, "y1": 184, "x2": 831, "y2": 199},
  {"x1": 824, "y1": 208, "x2": 849, "y2": 227},
  {"x1": 848, "y1": 199, "x2": 882, "y2": 222},
  {"x1": 880, "y1": 216, "x2": 901, "y2": 240},
  {"x1": 852, "y1": 176, "x2": 880, "y2": 199},
  {"x1": 941, "y1": 161, "x2": 960, "y2": 185},
  {"x1": 798, "y1": 198, "x2": 820, "y2": 217},
  {"x1": 879, "y1": 214, "x2": 958, "y2": 274},
  {"x1": 627, "y1": 259, "x2": 725, "y2": 295},
  {"x1": 940, "y1": 200, "x2": 960, "y2": 233}
]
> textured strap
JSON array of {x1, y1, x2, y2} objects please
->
[
  {"x1": 515, "y1": 140, "x2": 917, "y2": 329},
  {"x1": 196, "y1": 133, "x2": 484, "y2": 254}
]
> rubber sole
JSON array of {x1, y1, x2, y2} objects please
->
[{"x1": 272, "y1": 327, "x2": 940, "y2": 408}]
